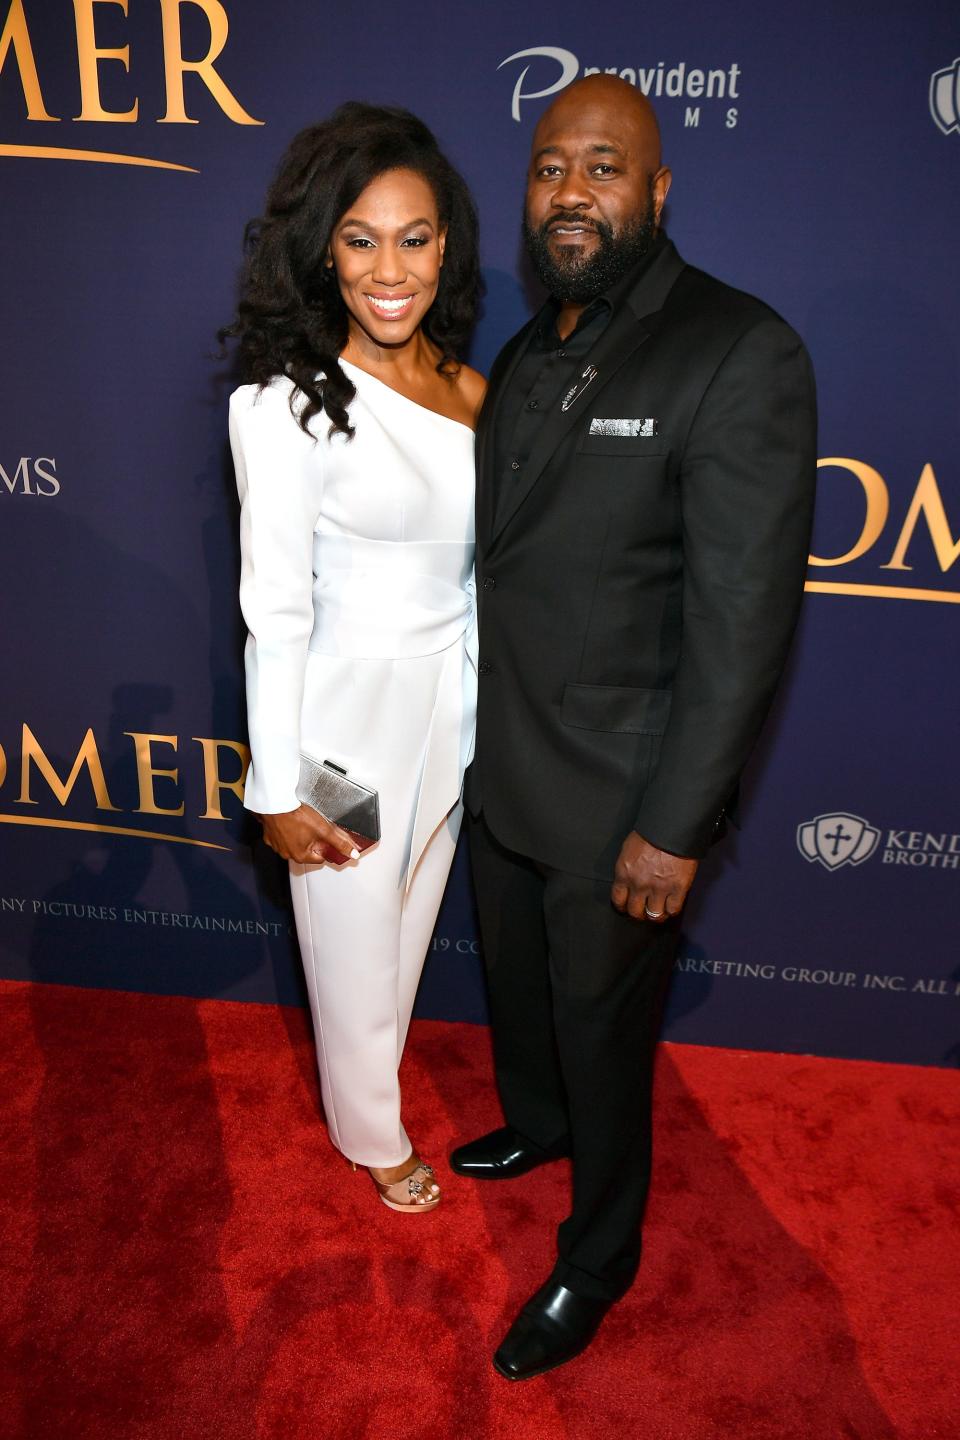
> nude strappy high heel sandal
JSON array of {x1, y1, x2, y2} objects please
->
[{"x1": 353, "y1": 1154, "x2": 441, "y2": 1213}]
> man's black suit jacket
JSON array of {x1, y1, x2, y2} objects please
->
[{"x1": 465, "y1": 238, "x2": 817, "y2": 879}]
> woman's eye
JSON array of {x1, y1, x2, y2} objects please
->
[
  {"x1": 346, "y1": 237, "x2": 374, "y2": 248},
  {"x1": 401, "y1": 235, "x2": 429, "y2": 248}
]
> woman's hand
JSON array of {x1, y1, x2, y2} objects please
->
[{"x1": 259, "y1": 805, "x2": 359, "y2": 865}]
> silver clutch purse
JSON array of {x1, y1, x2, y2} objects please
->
[{"x1": 296, "y1": 753, "x2": 381, "y2": 864}]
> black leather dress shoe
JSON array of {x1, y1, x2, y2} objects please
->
[
  {"x1": 493, "y1": 1277, "x2": 613, "y2": 1381},
  {"x1": 449, "y1": 1126, "x2": 569, "y2": 1180}
]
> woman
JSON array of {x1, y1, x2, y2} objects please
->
[{"x1": 223, "y1": 104, "x2": 484, "y2": 1212}]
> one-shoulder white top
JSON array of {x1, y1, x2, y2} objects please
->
[{"x1": 229, "y1": 360, "x2": 477, "y2": 883}]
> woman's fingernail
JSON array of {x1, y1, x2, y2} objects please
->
[{"x1": 350, "y1": 848, "x2": 360, "y2": 860}]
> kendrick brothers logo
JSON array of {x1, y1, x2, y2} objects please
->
[
  {"x1": 797, "y1": 813, "x2": 881, "y2": 871},
  {"x1": 930, "y1": 57, "x2": 960, "y2": 135},
  {"x1": 0, "y1": 0, "x2": 262, "y2": 174},
  {"x1": 498, "y1": 45, "x2": 741, "y2": 130},
  {"x1": 798, "y1": 814, "x2": 960, "y2": 873}
]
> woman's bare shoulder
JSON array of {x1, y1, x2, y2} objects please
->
[{"x1": 456, "y1": 363, "x2": 488, "y2": 428}]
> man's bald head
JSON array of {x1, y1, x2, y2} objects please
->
[
  {"x1": 532, "y1": 74, "x2": 664, "y2": 178},
  {"x1": 523, "y1": 74, "x2": 671, "y2": 307}
]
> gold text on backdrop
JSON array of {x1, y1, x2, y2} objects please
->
[
  {"x1": 0, "y1": 725, "x2": 250, "y2": 849},
  {"x1": 0, "y1": 0, "x2": 262, "y2": 173},
  {"x1": 806, "y1": 460, "x2": 959, "y2": 603}
]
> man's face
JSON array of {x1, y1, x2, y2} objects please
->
[{"x1": 523, "y1": 95, "x2": 670, "y2": 304}]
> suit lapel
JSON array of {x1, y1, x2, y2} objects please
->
[{"x1": 486, "y1": 239, "x2": 687, "y2": 548}]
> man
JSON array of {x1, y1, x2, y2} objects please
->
[{"x1": 452, "y1": 74, "x2": 817, "y2": 1380}]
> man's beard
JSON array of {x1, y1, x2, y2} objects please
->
[{"x1": 523, "y1": 188, "x2": 657, "y2": 305}]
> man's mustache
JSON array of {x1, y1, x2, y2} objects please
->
[{"x1": 541, "y1": 213, "x2": 608, "y2": 238}]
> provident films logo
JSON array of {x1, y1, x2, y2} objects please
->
[
  {"x1": 499, "y1": 46, "x2": 580, "y2": 121},
  {"x1": 930, "y1": 57, "x2": 960, "y2": 134},
  {"x1": 498, "y1": 45, "x2": 741, "y2": 129},
  {"x1": 797, "y1": 814, "x2": 881, "y2": 871},
  {"x1": 0, "y1": 0, "x2": 262, "y2": 174}
]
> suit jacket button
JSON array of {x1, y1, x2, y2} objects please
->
[
  {"x1": 483, "y1": 576, "x2": 496, "y2": 590},
  {"x1": 510, "y1": 459, "x2": 520, "y2": 471},
  {"x1": 478, "y1": 660, "x2": 492, "y2": 675}
]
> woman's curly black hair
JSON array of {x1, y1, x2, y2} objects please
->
[{"x1": 220, "y1": 102, "x2": 481, "y2": 438}]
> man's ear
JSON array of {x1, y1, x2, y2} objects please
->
[{"x1": 652, "y1": 167, "x2": 672, "y2": 226}]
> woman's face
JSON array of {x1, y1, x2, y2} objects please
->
[{"x1": 330, "y1": 168, "x2": 445, "y2": 350}]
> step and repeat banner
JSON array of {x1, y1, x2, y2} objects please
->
[{"x1": 1, "y1": 0, "x2": 957, "y2": 1066}]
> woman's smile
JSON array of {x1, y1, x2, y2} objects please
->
[{"x1": 364, "y1": 292, "x2": 418, "y2": 320}]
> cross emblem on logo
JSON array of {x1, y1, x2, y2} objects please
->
[
  {"x1": 797, "y1": 813, "x2": 881, "y2": 870},
  {"x1": 824, "y1": 822, "x2": 853, "y2": 857}
]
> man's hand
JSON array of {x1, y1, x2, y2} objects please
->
[
  {"x1": 611, "y1": 831, "x2": 698, "y2": 922},
  {"x1": 259, "y1": 805, "x2": 359, "y2": 865}
]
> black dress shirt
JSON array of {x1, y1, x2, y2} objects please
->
[{"x1": 493, "y1": 237, "x2": 665, "y2": 525}]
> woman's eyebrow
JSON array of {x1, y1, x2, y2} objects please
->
[{"x1": 338, "y1": 216, "x2": 435, "y2": 231}]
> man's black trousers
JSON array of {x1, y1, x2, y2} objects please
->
[{"x1": 467, "y1": 813, "x2": 679, "y2": 1301}]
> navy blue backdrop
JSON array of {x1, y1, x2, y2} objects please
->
[{"x1": 1, "y1": 0, "x2": 957, "y2": 1066}]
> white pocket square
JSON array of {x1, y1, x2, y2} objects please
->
[{"x1": 589, "y1": 417, "x2": 658, "y2": 437}]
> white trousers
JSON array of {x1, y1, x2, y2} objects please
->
[{"x1": 289, "y1": 802, "x2": 461, "y2": 1168}]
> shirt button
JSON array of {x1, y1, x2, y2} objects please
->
[
  {"x1": 483, "y1": 576, "x2": 496, "y2": 590},
  {"x1": 510, "y1": 459, "x2": 520, "y2": 471},
  {"x1": 528, "y1": 399, "x2": 539, "y2": 410},
  {"x1": 557, "y1": 348, "x2": 566, "y2": 357},
  {"x1": 478, "y1": 660, "x2": 492, "y2": 675}
]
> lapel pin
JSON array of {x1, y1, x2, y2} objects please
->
[{"x1": 560, "y1": 364, "x2": 599, "y2": 412}]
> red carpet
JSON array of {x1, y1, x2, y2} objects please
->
[{"x1": 1, "y1": 979, "x2": 957, "y2": 1440}]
